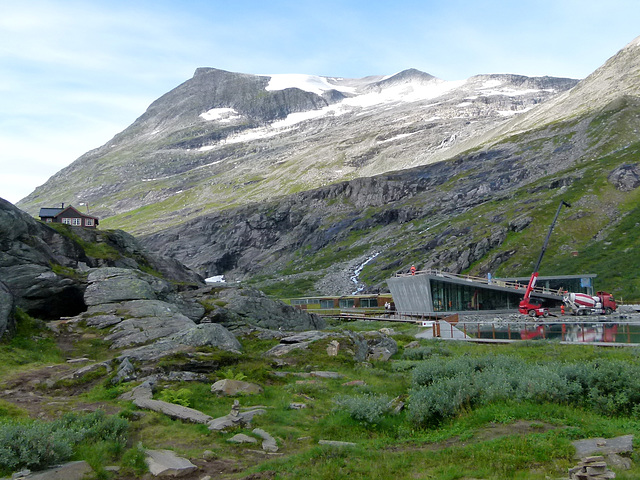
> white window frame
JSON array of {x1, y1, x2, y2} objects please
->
[
  {"x1": 84, "y1": 218, "x2": 94, "y2": 226},
  {"x1": 71, "y1": 218, "x2": 82, "y2": 226},
  {"x1": 62, "y1": 218, "x2": 72, "y2": 225}
]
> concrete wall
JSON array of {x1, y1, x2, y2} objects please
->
[{"x1": 387, "y1": 275, "x2": 433, "y2": 313}]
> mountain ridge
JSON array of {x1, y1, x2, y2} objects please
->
[
  {"x1": 17, "y1": 67, "x2": 578, "y2": 236},
  {"x1": 15, "y1": 35, "x2": 640, "y2": 298}
]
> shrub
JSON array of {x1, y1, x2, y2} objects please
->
[
  {"x1": 120, "y1": 442, "x2": 148, "y2": 476},
  {"x1": 0, "y1": 421, "x2": 73, "y2": 471},
  {"x1": 333, "y1": 393, "x2": 392, "y2": 424},
  {"x1": 0, "y1": 411, "x2": 128, "y2": 473},
  {"x1": 409, "y1": 373, "x2": 481, "y2": 426},
  {"x1": 158, "y1": 388, "x2": 192, "y2": 407}
]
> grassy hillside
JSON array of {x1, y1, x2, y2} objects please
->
[{"x1": 2, "y1": 313, "x2": 640, "y2": 479}]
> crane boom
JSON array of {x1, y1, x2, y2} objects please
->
[{"x1": 518, "y1": 200, "x2": 571, "y2": 316}]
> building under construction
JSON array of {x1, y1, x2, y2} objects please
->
[{"x1": 387, "y1": 269, "x2": 596, "y2": 315}]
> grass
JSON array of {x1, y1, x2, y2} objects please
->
[
  {"x1": 0, "y1": 309, "x2": 63, "y2": 376},
  {"x1": 5, "y1": 309, "x2": 640, "y2": 479}
]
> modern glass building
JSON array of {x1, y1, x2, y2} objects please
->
[{"x1": 388, "y1": 271, "x2": 597, "y2": 315}]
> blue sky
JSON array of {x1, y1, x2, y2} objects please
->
[{"x1": 1, "y1": 0, "x2": 639, "y2": 204}]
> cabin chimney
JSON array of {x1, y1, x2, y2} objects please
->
[{"x1": 61, "y1": 202, "x2": 64, "y2": 208}]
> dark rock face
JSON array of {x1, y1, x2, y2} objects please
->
[
  {"x1": 0, "y1": 281, "x2": 15, "y2": 339},
  {"x1": 197, "y1": 285, "x2": 326, "y2": 331},
  {"x1": 608, "y1": 163, "x2": 640, "y2": 191},
  {"x1": 0, "y1": 198, "x2": 203, "y2": 320}
]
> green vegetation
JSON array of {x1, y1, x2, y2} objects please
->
[
  {"x1": 4, "y1": 309, "x2": 640, "y2": 479},
  {"x1": 0, "y1": 411, "x2": 127, "y2": 475},
  {"x1": 0, "y1": 309, "x2": 62, "y2": 376}
]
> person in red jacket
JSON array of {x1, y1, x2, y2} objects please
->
[{"x1": 410, "y1": 265, "x2": 416, "y2": 275}]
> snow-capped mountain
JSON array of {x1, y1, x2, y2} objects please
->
[{"x1": 18, "y1": 68, "x2": 576, "y2": 235}]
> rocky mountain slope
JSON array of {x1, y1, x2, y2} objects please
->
[
  {"x1": 14, "y1": 36, "x2": 640, "y2": 300},
  {"x1": 142, "y1": 37, "x2": 640, "y2": 299},
  {"x1": 17, "y1": 68, "x2": 576, "y2": 235}
]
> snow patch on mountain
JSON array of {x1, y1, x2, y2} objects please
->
[
  {"x1": 264, "y1": 74, "x2": 357, "y2": 95},
  {"x1": 200, "y1": 107, "x2": 242, "y2": 122}
]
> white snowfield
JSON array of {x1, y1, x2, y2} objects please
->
[{"x1": 197, "y1": 71, "x2": 554, "y2": 152}]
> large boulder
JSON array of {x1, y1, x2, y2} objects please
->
[
  {"x1": 201, "y1": 285, "x2": 325, "y2": 331},
  {"x1": 105, "y1": 314, "x2": 196, "y2": 349},
  {"x1": 84, "y1": 268, "x2": 169, "y2": 306},
  {"x1": 119, "y1": 323, "x2": 241, "y2": 362},
  {"x1": 0, "y1": 281, "x2": 15, "y2": 339}
]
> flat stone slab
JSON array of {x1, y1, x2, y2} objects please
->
[
  {"x1": 145, "y1": 449, "x2": 197, "y2": 477},
  {"x1": 253, "y1": 428, "x2": 278, "y2": 452},
  {"x1": 134, "y1": 398, "x2": 213, "y2": 424},
  {"x1": 227, "y1": 433, "x2": 258, "y2": 444},
  {"x1": 211, "y1": 379, "x2": 263, "y2": 396},
  {"x1": 572, "y1": 434, "x2": 634, "y2": 459},
  {"x1": 318, "y1": 440, "x2": 357, "y2": 447},
  {"x1": 5, "y1": 461, "x2": 92, "y2": 480}
]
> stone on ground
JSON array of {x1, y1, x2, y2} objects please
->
[{"x1": 145, "y1": 449, "x2": 197, "y2": 477}]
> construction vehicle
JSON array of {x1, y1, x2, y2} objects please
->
[
  {"x1": 563, "y1": 291, "x2": 617, "y2": 316},
  {"x1": 518, "y1": 200, "x2": 571, "y2": 317}
]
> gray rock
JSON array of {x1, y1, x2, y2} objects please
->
[
  {"x1": 62, "y1": 361, "x2": 111, "y2": 380},
  {"x1": 118, "y1": 340, "x2": 192, "y2": 362},
  {"x1": 211, "y1": 379, "x2": 263, "y2": 396},
  {"x1": 310, "y1": 371, "x2": 343, "y2": 379},
  {"x1": 145, "y1": 449, "x2": 197, "y2": 477},
  {"x1": 170, "y1": 323, "x2": 241, "y2": 352},
  {"x1": 318, "y1": 440, "x2": 357, "y2": 447},
  {"x1": 264, "y1": 341, "x2": 312, "y2": 357},
  {"x1": 572, "y1": 434, "x2": 634, "y2": 459},
  {"x1": 84, "y1": 268, "x2": 164, "y2": 305},
  {"x1": 118, "y1": 322, "x2": 240, "y2": 362},
  {"x1": 84, "y1": 314, "x2": 122, "y2": 329},
  {"x1": 105, "y1": 314, "x2": 196, "y2": 349},
  {"x1": 119, "y1": 378, "x2": 155, "y2": 402},
  {"x1": 203, "y1": 286, "x2": 325, "y2": 331},
  {"x1": 363, "y1": 331, "x2": 398, "y2": 361},
  {"x1": 227, "y1": 433, "x2": 258, "y2": 444},
  {"x1": 112, "y1": 357, "x2": 136, "y2": 384},
  {"x1": 280, "y1": 331, "x2": 335, "y2": 343},
  {"x1": 134, "y1": 398, "x2": 213, "y2": 424},
  {"x1": 8, "y1": 461, "x2": 92, "y2": 480},
  {"x1": 0, "y1": 281, "x2": 15, "y2": 339},
  {"x1": 253, "y1": 428, "x2": 278, "y2": 452},
  {"x1": 207, "y1": 408, "x2": 266, "y2": 431},
  {"x1": 608, "y1": 163, "x2": 640, "y2": 191}
]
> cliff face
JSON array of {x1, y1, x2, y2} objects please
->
[{"x1": 0, "y1": 198, "x2": 204, "y2": 320}]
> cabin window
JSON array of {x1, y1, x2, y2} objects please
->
[
  {"x1": 339, "y1": 299, "x2": 355, "y2": 308},
  {"x1": 85, "y1": 218, "x2": 94, "y2": 226},
  {"x1": 71, "y1": 218, "x2": 82, "y2": 226},
  {"x1": 319, "y1": 299, "x2": 334, "y2": 309},
  {"x1": 360, "y1": 298, "x2": 378, "y2": 308},
  {"x1": 62, "y1": 218, "x2": 72, "y2": 225}
]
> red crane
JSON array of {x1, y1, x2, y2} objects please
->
[{"x1": 518, "y1": 200, "x2": 571, "y2": 317}]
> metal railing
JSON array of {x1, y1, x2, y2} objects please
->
[{"x1": 396, "y1": 268, "x2": 564, "y2": 297}]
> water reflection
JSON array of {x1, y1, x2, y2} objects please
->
[{"x1": 460, "y1": 322, "x2": 639, "y2": 344}]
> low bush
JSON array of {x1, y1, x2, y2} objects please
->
[
  {"x1": 333, "y1": 393, "x2": 392, "y2": 424},
  {"x1": 0, "y1": 410, "x2": 128, "y2": 473},
  {"x1": 409, "y1": 354, "x2": 640, "y2": 427}
]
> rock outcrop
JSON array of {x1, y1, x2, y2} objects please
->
[
  {"x1": 0, "y1": 281, "x2": 15, "y2": 339},
  {"x1": 0, "y1": 198, "x2": 203, "y2": 321},
  {"x1": 197, "y1": 285, "x2": 326, "y2": 331}
]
